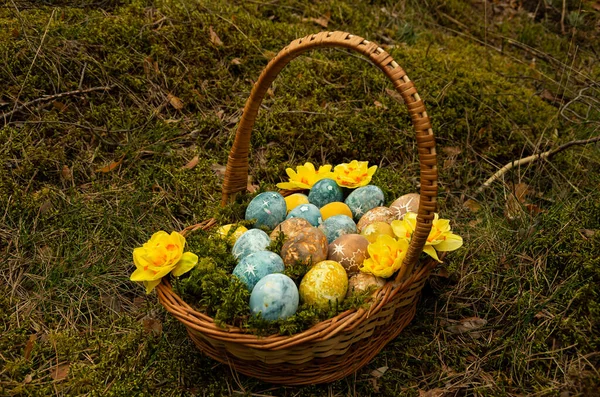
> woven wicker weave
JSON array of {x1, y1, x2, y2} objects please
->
[{"x1": 156, "y1": 31, "x2": 439, "y2": 385}]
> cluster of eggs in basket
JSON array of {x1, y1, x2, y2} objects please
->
[{"x1": 223, "y1": 179, "x2": 420, "y2": 321}]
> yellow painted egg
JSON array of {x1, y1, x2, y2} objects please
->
[
  {"x1": 299, "y1": 260, "x2": 348, "y2": 311},
  {"x1": 284, "y1": 193, "x2": 309, "y2": 214},
  {"x1": 270, "y1": 217, "x2": 312, "y2": 242},
  {"x1": 356, "y1": 207, "x2": 395, "y2": 232},
  {"x1": 216, "y1": 224, "x2": 248, "y2": 243},
  {"x1": 346, "y1": 273, "x2": 386, "y2": 297},
  {"x1": 327, "y1": 234, "x2": 369, "y2": 274},
  {"x1": 360, "y1": 221, "x2": 395, "y2": 243},
  {"x1": 280, "y1": 227, "x2": 328, "y2": 267},
  {"x1": 320, "y1": 202, "x2": 353, "y2": 221},
  {"x1": 390, "y1": 193, "x2": 420, "y2": 220}
]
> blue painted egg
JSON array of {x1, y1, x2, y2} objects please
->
[
  {"x1": 308, "y1": 178, "x2": 344, "y2": 208},
  {"x1": 233, "y1": 251, "x2": 285, "y2": 291},
  {"x1": 286, "y1": 203, "x2": 322, "y2": 226},
  {"x1": 344, "y1": 185, "x2": 385, "y2": 221},
  {"x1": 232, "y1": 229, "x2": 271, "y2": 261},
  {"x1": 250, "y1": 274, "x2": 299, "y2": 320},
  {"x1": 245, "y1": 192, "x2": 287, "y2": 230},
  {"x1": 318, "y1": 215, "x2": 357, "y2": 244}
]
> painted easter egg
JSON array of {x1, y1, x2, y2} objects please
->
[
  {"x1": 346, "y1": 273, "x2": 386, "y2": 297},
  {"x1": 328, "y1": 234, "x2": 370, "y2": 274},
  {"x1": 390, "y1": 193, "x2": 420, "y2": 220},
  {"x1": 320, "y1": 202, "x2": 353, "y2": 221},
  {"x1": 287, "y1": 203, "x2": 322, "y2": 226},
  {"x1": 356, "y1": 207, "x2": 395, "y2": 232},
  {"x1": 308, "y1": 178, "x2": 344, "y2": 208},
  {"x1": 232, "y1": 229, "x2": 271, "y2": 261},
  {"x1": 250, "y1": 274, "x2": 299, "y2": 321},
  {"x1": 361, "y1": 221, "x2": 395, "y2": 243},
  {"x1": 299, "y1": 260, "x2": 348, "y2": 311},
  {"x1": 216, "y1": 224, "x2": 248, "y2": 243},
  {"x1": 344, "y1": 185, "x2": 385, "y2": 221},
  {"x1": 318, "y1": 215, "x2": 357, "y2": 244},
  {"x1": 245, "y1": 192, "x2": 287, "y2": 229},
  {"x1": 232, "y1": 251, "x2": 285, "y2": 291},
  {"x1": 284, "y1": 193, "x2": 309, "y2": 214},
  {"x1": 280, "y1": 227, "x2": 328, "y2": 267},
  {"x1": 270, "y1": 217, "x2": 312, "y2": 242}
]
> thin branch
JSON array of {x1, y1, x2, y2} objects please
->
[
  {"x1": 476, "y1": 135, "x2": 600, "y2": 194},
  {"x1": 1, "y1": 86, "x2": 115, "y2": 120}
]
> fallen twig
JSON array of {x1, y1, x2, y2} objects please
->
[
  {"x1": 1, "y1": 85, "x2": 115, "y2": 120},
  {"x1": 476, "y1": 135, "x2": 600, "y2": 194}
]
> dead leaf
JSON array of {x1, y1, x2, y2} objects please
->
[
  {"x1": 247, "y1": 176, "x2": 259, "y2": 193},
  {"x1": 23, "y1": 374, "x2": 33, "y2": 384},
  {"x1": 513, "y1": 183, "x2": 530, "y2": 203},
  {"x1": 303, "y1": 12, "x2": 330, "y2": 28},
  {"x1": 385, "y1": 87, "x2": 404, "y2": 104},
  {"x1": 183, "y1": 155, "x2": 199, "y2": 170},
  {"x1": 209, "y1": 26, "x2": 223, "y2": 46},
  {"x1": 263, "y1": 50, "x2": 276, "y2": 60},
  {"x1": 96, "y1": 157, "x2": 123, "y2": 173},
  {"x1": 432, "y1": 266, "x2": 449, "y2": 278},
  {"x1": 419, "y1": 389, "x2": 445, "y2": 397},
  {"x1": 24, "y1": 334, "x2": 37, "y2": 360},
  {"x1": 267, "y1": 88, "x2": 274, "y2": 97},
  {"x1": 61, "y1": 165, "x2": 72, "y2": 181},
  {"x1": 579, "y1": 229, "x2": 596, "y2": 239},
  {"x1": 167, "y1": 93, "x2": 184, "y2": 110},
  {"x1": 442, "y1": 146, "x2": 462, "y2": 156},
  {"x1": 463, "y1": 199, "x2": 482, "y2": 213},
  {"x1": 52, "y1": 101, "x2": 67, "y2": 112},
  {"x1": 447, "y1": 317, "x2": 487, "y2": 334},
  {"x1": 100, "y1": 294, "x2": 122, "y2": 313},
  {"x1": 230, "y1": 58, "x2": 242, "y2": 65},
  {"x1": 211, "y1": 163, "x2": 226, "y2": 178},
  {"x1": 593, "y1": 1, "x2": 600, "y2": 11},
  {"x1": 443, "y1": 159, "x2": 455, "y2": 169},
  {"x1": 540, "y1": 89, "x2": 556, "y2": 102},
  {"x1": 142, "y1": 317, "x2": 163, "y2": 337},
  {"x1": 11, "y1": 28, "x2": 19, "y2": 38},
  {"x1": 371, "y1": 366, "x2": 388, "y2": 378},
  {"x1": 525, "y1": 203, "x2": 543, "y2": 216},
  {"x1": 374, "y1": 100, "x2": 387, "y2": 109},
  {"x1": 50, "y1": 363, "x2": 70, "y2": 381},
  {"x1": 39, "y1": 200, "x2": 53, "y2": 214}
]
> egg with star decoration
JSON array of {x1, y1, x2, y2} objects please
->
[
  {"x1": 250, "y1": 274, "x2": 299, "y2": 321},
  {"x1": 286, "y1": 203, "x2": 322, "y2": 226},
  {"x1": 232, "y1": 251, "x2": 285, "y2": 291},
  {"x1": 245, "y1": 192, "x2": 287, "y2": 229},
  {"x1": 318, "y1": 215, "x2": 357, "y2": 244},
  {"x1": 280, "y1": 227, "x2": 328, "y2": 267},
  {"x1": 299, "y1": 260, "x2": 348, "y2": 311},
  {"x1": 327, "y1": 234, "x2": 370, "y2": 274},
  {"x1": 232, "y1": 229, "x2": 271, "y2": 261},
  {"x1": 344, "y1": 185, "x2": 385, "y2": 221},
  {"x1": 308, "y1": 178, "x2": 344, "y2": 208},
  {"x1": 390, "y1": 193, "x2": 420, "y2": 220}
]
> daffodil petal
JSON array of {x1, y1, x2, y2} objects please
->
[
  {"x1": 172, "y1": 252, "x2": 199, "y2": 277},
  {"x1": 434, "y1": 234, "x2": 463, "y2": 252},
  {"x1": 285, "y1": 168, "x2": 298, "y2": 179},
  {"x1": 147, "y1": 264, "x2": 177, "y2": 281},
  {"x1": 133, "y1": 247, "x2": 152, "y2": 269},
  {"x1": 144, "y1": 279, "x2": 162, "y2": 294},
  {"x1": 130, "y1": 267, "x2": 154, "y2": 282},
  {"x1": 423, "y1": 245, "x2": 441, "y2": 262}
]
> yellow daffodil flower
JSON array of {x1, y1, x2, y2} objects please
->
[
  {"x1": 276, "y1": 162, "x2": 334, "y2": 190},
  {"x1": 333, "y1": 160, "x2": 377, "y2": 188},
  {"x1": 131, "y1": 231, "x2": 198, "y2": 294},
  {"x1": 390, "y1": 212, "x2": 463, "y2": 262},
  {"x1": 360, "y1": 234, "x2": 409, "y2": 278}
]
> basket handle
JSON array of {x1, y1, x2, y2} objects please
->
[{"x1": 221, "y1": 31, "x2": 438, "y2": 281}]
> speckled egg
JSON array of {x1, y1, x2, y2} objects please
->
[
  {"x1": 390, "y1": 193, "x2": 420, "y2": 220},
  {"x1": 308, "y1": 178, "x2": 344, "y2": 208},
  {"x1": 284, "y1": 193, "x2": 309, "y2": 214},
  {"x1": 280, "y1": 227, "x2": 328, "y2": 267},
  {"x1": 245, "y1": 192, "x2": 287, "y2": 229},
  {"x1": 270, "y1": 217, "x2": 312, "y2": 242},
  {"x1": 232, "y1": 229, "x2": 271, "y2": 261},
  {"x1": 356, "y1": 207, "x2": 395, "y2": 232},
  {"x1": 216, "y1": 224, "x2": 248, "y2": 243},
  {"x1": 346, "y1": 273, "x2": 386, "y2": 297},
  {"x1": 327, "y1": 234, "x2": 370, "y2": 274},
  {"x1": 318, "y1": 215, "x2": 358, "y2": 244},
  {"x1": 250, "y1": 274, "x2": 299, "y2": 321},
  {"x1": 344, "y1": 185, "x2": 385, "y2": 221},
  {"x1": 299, "y1": 260, "x2": 348, "y2": 311},
  {"x1": 233, "y1": 251, "x2": 285, "y2": 291},
  {"x1": 360, "y1": 221, "x2": 395, "y2": 243},
  {"x1": 286, "y1": 203, "x2": 322, "y2": 226},
  {"x1": 320, "y1": 202, "x2": 353, "y2": 221}
]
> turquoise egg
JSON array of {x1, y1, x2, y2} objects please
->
[
  {"x1": 245, "y1": 192, "x2": 287, "y2": 229},
  {"x1": 233, "y1": 251, "x2": 285, "y2": 291},
  {"x1": 308, "y1": 178, "x2": 344, "y2": 208},
  {"x1": 344, "y1": 185, "x2": 385, "y2": 221},
  {"x1": 232, "y1": 229, "x2": 271, "y2": 261},
  {"x1": 250, "y1": 274, "x2": 299, "y2": 321},
  {"x1": 318, "y1": 215, "x2": 357, "y2": 243},
  {"x1": 286, "y1": 203, "x2": 322, "y2": 226}
]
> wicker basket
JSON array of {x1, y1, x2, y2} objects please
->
[{"x1": 156, "y1": 31, "x2": 439, "y2": 385}]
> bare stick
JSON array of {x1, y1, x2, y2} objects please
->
[
  {"x1": 1, "y1": 86, "x2": 115, "y2": 120},
  {"x1": 476, "y1": 135, "x2": 600, "y2": 194}
]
